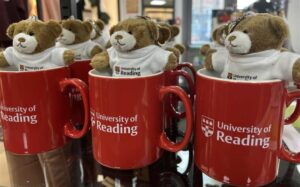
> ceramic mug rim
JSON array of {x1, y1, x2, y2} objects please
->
[{"x1": 197, "y1": 69, "x2": 282, "y2": 84}]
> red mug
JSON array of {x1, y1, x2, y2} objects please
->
[
  {"x1": 69, "y1": 60, "x2": 92, "y2": 84},
  {"x1": 89, "y1": 70, "x2": 193, "y2": 169},
  {"x1": 0, "y1": 67, "x2": 89, "y2": 154},
  {"x1": 194, "y1": 69, "x2": 300, "y2": 187}
]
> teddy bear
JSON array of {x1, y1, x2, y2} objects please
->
[
  {"x1": 90, "y1": 17, "x2": 178, "y2": 77},
  {"x1": 89, "y1": 19, "x2": 110, "y2": 49},
  {"x1": 0, "y1": 18, "x2": 74, "y2": 71},
  {"x1": 56, "y1": 18, "x2": 103, "y2": 60},
  {"x1": 199, "y1": 24, "x2": 228, "y2": 57},
  {"x1": 204, "y1": 13, "x2": 300, "y2": 83},
  {"x1": 157, "y1": 23, "x2": 185, "y2": 59}
]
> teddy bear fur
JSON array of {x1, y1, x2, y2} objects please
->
[
  {"x1": 90, "y1": 19, "x2": 110, "y2": 49},
  {"x1": 205, "y1": 13, "x2": 300, "y2": 83},
  {"x1": 57, "y1": 18, "x2": 103, "y2": 60},
  {"x1": 0, "y1": 19, "x2": 74, "y2": 68},
  {"x1": 200, "y1": 24, "x2": 228, "y2": 56},
  {"x1": 91, "y1": 17, "x2": 177, "y2": 76},
  {"x1": 157, "y1": 23, "x2": 185, "y2": 59}
]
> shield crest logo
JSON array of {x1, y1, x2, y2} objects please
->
[{"x1": 201, "y1": 115, "x2": 214, "y2": 137}]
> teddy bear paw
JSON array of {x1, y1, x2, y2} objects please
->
[
  {"x1": 63, "y1": 50, "x2": 75, "y2": 65},
  {"x1": 292, "y1": 60, "x2": 300, "y2": 83},
  {"x1": 90, "y1": 53, "x2": 109, "y2": 71},
  {"x1": 165, "y1": 53, "x2": 178, "y2": 70}
]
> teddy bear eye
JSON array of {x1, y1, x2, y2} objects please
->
[
  {"x1": 128, "y1": 31, "x2": 132, "y2": 35},
  {"x1": 28, "y1": 31, "x2": 34, "y2": 36},
  {"x1": 243, "y1": 30, "x2": 248, "y2": 34}
]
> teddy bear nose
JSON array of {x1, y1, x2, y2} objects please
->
[
  {"x1": 228, "y1": 36, "x2": 236, "y2": 42},
  {"x1": 115, "y1": 35, "x2": 123, "y2": 40},
  {"x1": 18, "y1": 37, "x2": 26, "y2": 43}
]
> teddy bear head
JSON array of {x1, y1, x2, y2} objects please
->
[
  {"x1": 156, "y1": 23, "x2": 181, "y2": 46},
  {"x1": 58, "y1": 19, "x2": 93, "y2": 45},
  {"x1": 90, "y1": 19, "x2": 105, "y2": 40},
  {"x1": 158, "y1": 23, "x2": 180, "y2": 40},
  {"x1": 109, "y1": 17, "x2": 159, "y2": 52},
  {"x1": 225, "y1": 13, "x2": 288, "y2": 54},
  {"x1": 156, "y1": 24, "x2": 171, "y2": 45},
  {"x1": 6, "y1": 19, "x2": 62, "y2": 54}
]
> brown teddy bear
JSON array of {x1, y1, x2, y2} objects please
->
[
  {"x1": 90, "y1": 17, "x2": 177, "y2": 77},
  {"x1": 205, "y1": 13, "x2": 300, "y2": 83},
  {"x1": 199, "y1": 24, "x2": 228, "y2": 56},
  {"x1": 89, "y1": 19, "x2": 110, "y2": 49},
  {"x1": 157, "y1": 23, "x2": 185, "y2": 59},
  {"x1": 56, "y1": 18, "x2": 103, "y2": 60},
  {"x1": 0, "y1": 18, "x2": 74, "y2": 71}
]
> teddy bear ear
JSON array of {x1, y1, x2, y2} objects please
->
[
  {"x1": 268, "y1": 16, "x2": 288, "y2": 41},
  {"x1": 83, "y1": 21, "x2": 93, "y2": 33},
  {"x1": 6, "y1": 23, "x2": 16, "y2": 39},
  {"x1": 146, "y1": 20, "x2": 159, "y2": 41},
  {"x1": 95, "y1": 20, "x2": 105, "y2": 30},
  {"x1": 157, "y1": 25, "x2": 171, "y2": 44},
  {"x1": 171, "y1": 25, "x2": 180, "y2": 37},
  {"x1": 109, "y1": 25, "x2": 117, "y2": 35},
  {"x1": 46, "y1": 20, "x2": 62, "y2": 38}
]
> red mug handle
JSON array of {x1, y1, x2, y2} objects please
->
[
  {"x1": 279, "y1": 88, "x2": 300, "y2": 162},
  {"x1": 284, "y1": 84, "x2": 300, "y2": 124},
  {"x1": 159, "y1": 86, "x2": 193, "y2": 152},
  {"x1": 169, "y1": 70, "x2": 195, "y2": 119},
  {"x1": 60, "y1": 78, "x2": 90, "y2": 139},
  {"x1": 175, "y1": 62, "x2": 197, "y2": 82}
]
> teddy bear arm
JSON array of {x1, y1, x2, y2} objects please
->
[
  {"x1": 63, "y1": 50, "x2": 75, "y2": 65},
  {"x1": 200, "y1": 44, "x2": 211, "y2": 56},
  {"x1": 166, "y1": 47, "x2": 180, "y2": 60},
  {"x1": 90, "y1": 46, "x2": 103, "y2": 58},
  {"x1": 164, "y1": 53, "x2": 178, "y2": 71},
  {"x1": 0, "y1": 52, "x2": 9, "y2": 67},
  {"x1": 174, "y1": 44, "x2": 185, "y2": 54},
  {"x1": 292, "y1": 59, "x2": 300, "y2": 83},
  {"x1": 204, "y1": 52, "x2": 215, "y2": 71},
  {"x1": 90, "y1": 51, "x2": 110, "y2": 71}
]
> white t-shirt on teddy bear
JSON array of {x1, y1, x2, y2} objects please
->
[
  {"x1": 57, "y1": 40, "x2": 103, "y2": 60},
  {"x1": 108, "y1": 45, "x2": 172, "y2": 77},
  {"x1": 212, "y1": 49, "x2": 300, "y2": 81},
  {"x1": 3, "y1": 46, "x2": 67, "y2": 71}
]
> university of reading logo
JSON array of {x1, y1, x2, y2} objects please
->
[
  {"x1": 201, "y1": 115, "x2": 214, "y2": 137},
  {"x1": 115, "y1": 66, "x2": 120, "y2": 74}
]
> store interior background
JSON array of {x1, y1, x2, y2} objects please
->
[{"x1": 1, "y1": 0, "x2": 300, "y2": 186}]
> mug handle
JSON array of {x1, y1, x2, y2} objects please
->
[
  {"x1": 284, "y1": 84, "x2": 300, "y2": 124},
  {"x1": 169, "y1": 70, "x2": 195, "y2": 119},
  {"x1": 279, "y1": 89, "x2": 300, "y2": 162},
  {"x1": 175, "y1": 62, "x2": 197, "y2": 82},
  {"x1": 60, "y1": 78, "x2": 90, "y2": 139},
  {"x1": 159, "y1": 86, "x2": 193, "y2": 152}
]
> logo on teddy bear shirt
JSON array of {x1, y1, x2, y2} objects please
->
[
  {"x1": 115, "y1": 66, "x2": 121, "y2": 74},
  {"x1": 19, "y1": 64, "x2": 44, "y2": 71},
  {"x1": 201, "y1": 115, "x2": 214, "y2": 137},
  {"x1": 114, "y1": 66, "x2": 141, "y2": 76}
]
